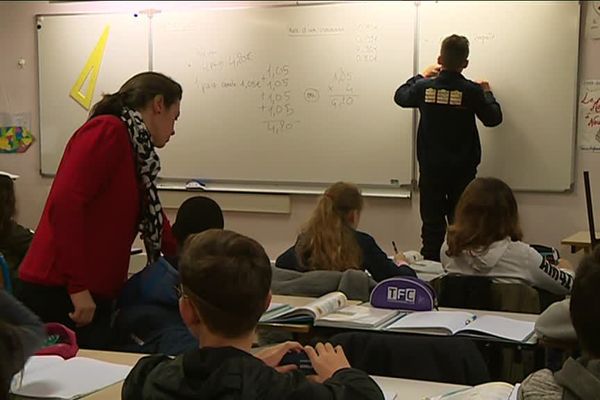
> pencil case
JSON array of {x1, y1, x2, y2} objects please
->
[{"x1": 370, "y1": 276, "x2": 437, "y2": 311}]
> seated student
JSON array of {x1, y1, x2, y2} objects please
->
[
  {"x1": 0, "y1": 173, "x2": 34, "y2": 290},
  {"x1": 122, "y1": 229, "x2": 384, "y2": 400},
  {"x1": 519, "y1": 246, "x2": 600, "y2": 399},
  {"x1": 441, "y1": 177, "x2": 573, "y2": 295},
  {"x1": 276, "y1": 182, "x2": 416, "y2": 282},
  {"x1": 119, "y1": 195, "x2": 224, "y2": 307},
  {"x1": 1, "y1": 290, "x2": 45, "y2": 398},
  {"x1": 115, "y1": 196, "x2": 224, "y2": 354}
]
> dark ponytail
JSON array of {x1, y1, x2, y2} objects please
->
[{"x1": 89, "y1": 71, "x2": 182, "y2": 120}]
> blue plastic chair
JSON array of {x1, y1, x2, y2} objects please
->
[{"x1": 0, "y1": 253, "x2": 13, "y2": 293}]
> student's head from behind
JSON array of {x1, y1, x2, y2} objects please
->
[
  {"x1": 89, "y1": 71, "x2": 183, "y2": 148},
  {"x1": 0, "y1": 175, "x2": 16, "y2": 237},
  {"x1": 0, "y1": 320, "x2": 24, "y2": 399},
  {"x1": 297, "y1": 181, "x2": 364, "y2": 271},
  {"x1": 322, "y1": 181, "x2": 364, "y2": 228},
  {"x1": 570, "y1": 245, "x2": 600, "y2": 358},
  {"x1": 171, "y1": 196, "x2": 224, "y2": 248},
  {"x1": 446, "y1": 177, "x2": 523, "y2": 257},
  {"x1": 438, "y1": 34, "x2": 470, "y2": 72},
  {"x1": 178, "y1": 229, "x2": 272, "y2": 339}
]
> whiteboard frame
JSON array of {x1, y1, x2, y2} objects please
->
[{"x1": 35, "y1": 0, "x2": 581, "y2": 195}]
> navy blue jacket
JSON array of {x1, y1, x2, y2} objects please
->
[
  {"x1": 394, "y1": 71, "x2": 502, "y2": 175},
  {"x1": 275, "y1": 230, "x2": 416, "y2": 282}
]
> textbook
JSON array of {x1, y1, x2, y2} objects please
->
[
  {"x1": 427, "y1": 382, "x2": 520, "y2": 400},
  {"x1": 260, "y1": 292, "x2": 401, "y2": 329},
  {"x1": 10, "y1": 355, "x2": 132, "y2": 399},
  {"x1": 384, "y1": 311, "x2": 535, "y2": 343}
]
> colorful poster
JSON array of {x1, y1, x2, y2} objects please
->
[
  {"x1": 579, "y1": 80, "x2": 600, "y2": 151},
  {"x1": 0, "y1": 113, "x2": 34, "y2": 153}
]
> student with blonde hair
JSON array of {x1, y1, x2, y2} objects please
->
[
  {"x1": 441, "y1": 177, "x2": 572, "y2": 295},
  {"x1": 276, "y1": 182, "x2": 415, "y2": 282}
]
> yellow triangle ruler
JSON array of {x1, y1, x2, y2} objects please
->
[{"x1": 69, "y1": 25, "x2": 110, "y2": 110}]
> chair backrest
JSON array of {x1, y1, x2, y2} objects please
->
[
  {"x1": 434, "y1": 274, "x2": 494, "y2": 310},
  {"x1": 0, "y1": 253, "x2": 12, "y2": 293},
  {"x1": 329, "y1": 331, "x2": 490, "y2": 385},
  {"x1": 431, "y1": 274, "x2": 564, "y2": 313}
]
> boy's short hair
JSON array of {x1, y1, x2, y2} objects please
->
[
  {"x1": 440, "y1": 34, "x2": 470, "y2": 70},
  {"x1": 179, "y1": 229, "x2": 272, "y2": 338},
  {"x1": 570, "y1": 245, "x2": 600, "y2": 357}
]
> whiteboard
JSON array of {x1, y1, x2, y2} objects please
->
[
  {"x1": 152, "y1": 2, "x2": 415, "y2": 186},
  {"x1": 37, "y1": 13, "x2": 148, "y2": 174},
  {"x1": 419, "y1": 1, "x2": 580, "y2": 191},
  {"x1": 36, "y1": 1, "x2": 580, "y2": 192}
]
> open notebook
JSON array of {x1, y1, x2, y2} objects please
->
[
  {"x1": 261, "y1": 292, "x2": 401, "y2": 329},
  {"x1": 427, "y1": 382, "x2": 520, "y2": 400},
  {"x1": 384, "y1": 311, "x2": 535, "y2": 343},
  {"x1": 10, "y1": 355, "x2": 132, "y2": 399}
]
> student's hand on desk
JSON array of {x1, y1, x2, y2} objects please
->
[
  {"x1": 393, "y1": 253, "x2": 409, "y2": 265},
  {"x1": 304, "y1": 342, "x2": 351, "y2": 383},
  {"x1": 422, "y1": 64, "x2": 441, "y2": 78},
  {"x1": 69, "y1": 290, "x2": 96, "y2": 327},
  {"x1": 256, "y1": 341, "x2": 304, "y2": 373},
  {"x1": 476, "y1": 80, "x2": 492, "y2": 92}
]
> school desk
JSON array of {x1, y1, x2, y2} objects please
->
[{"x1": 77, "y1": 349, "x2": 469, "y2": 400}]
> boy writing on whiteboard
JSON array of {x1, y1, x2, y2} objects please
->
[{"x1": 394, "y1": 34, "x2": 502, "y2": 261}]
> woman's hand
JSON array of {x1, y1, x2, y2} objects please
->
[
  {"x1": 304, "y1": 342, "x2": 351, "y2": 383},
  {"x1": 69, "y1": 290, "x2": 96, "y2": 327},
  {"x1": 255, "y1": 341, "x2": 304, "y2": 373}
]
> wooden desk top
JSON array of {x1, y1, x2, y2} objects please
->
[
  {"x1": 77, "y1": 349, "x2": 469, "y2": 400},
  {"x1": 562, "y1": 231, "x2": 599, "y2": 246}
]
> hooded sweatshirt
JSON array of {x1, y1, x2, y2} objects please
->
[
  {"x1": 122, "y1": 346, "x2": 384, "y2": 400},
  {"x1": 440, "y1": 238, "x2": 573, "y2": 295},
  {"x1": 519, "y1": 357, "x2": 600, "y2": 400}
]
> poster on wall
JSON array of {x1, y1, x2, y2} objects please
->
[
  {"x1": 579, "y1": 80, "x2": 600, "y2": 152},
  {"x1": 0, "y1": 113, "x2": 34, "y2": 153},
  {"x1": 587, "y1": 1, "x2": 600, "y2": 39}
]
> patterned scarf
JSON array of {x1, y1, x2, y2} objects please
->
[{"x1": 120, "y1": 107, "x2": 163, "y2": 263}]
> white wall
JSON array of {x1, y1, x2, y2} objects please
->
[{"x1": 1, "y1": 1, "x2": 599, "y2": 265}]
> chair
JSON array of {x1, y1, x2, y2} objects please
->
[
  {"x1": 0, "y1": 253, "x2": 12, "y2": 293},
  {"x1": 431, "y1": 274, "x2": 565, "y2": 314},
  {"x1": 329, "y1": 331, "x2": 490, "y2": 385}
]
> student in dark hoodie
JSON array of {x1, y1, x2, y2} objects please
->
[
  {"x1": 519, "y1": 245, "x2": 600, "y2": 399},
  {"x1": 122, "y1": 229, "x2": 384, "y2": 400}
]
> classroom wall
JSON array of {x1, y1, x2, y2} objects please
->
[{"x1": 1, "y1": 0, "x2": 599, "y2": 264}]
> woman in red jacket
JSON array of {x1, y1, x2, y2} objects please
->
[{"x1": 17, "y1": 72, "x2": 182, "y2": 349}]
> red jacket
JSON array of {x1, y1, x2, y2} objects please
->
[{"x1": 20, "y1": 115, "x2": 176, "y2": 300}]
